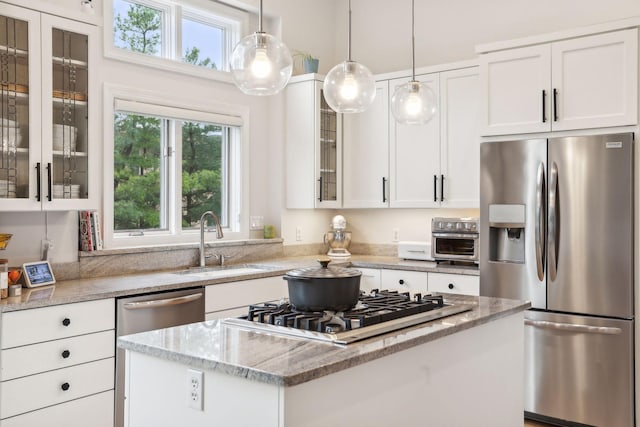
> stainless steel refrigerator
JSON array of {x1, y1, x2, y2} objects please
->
[{"x1": 480, "y1": 133, "x2": 634, "y2": 427}]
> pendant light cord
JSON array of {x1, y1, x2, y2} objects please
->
[
  {"x1": 258, "y1": 0, "x2": 263, "y2": 33},
  {"x1": 411, "y1": 0, "x2": 416, "y2": 81},
  {"x1": 347, "y1": 0, "x2": 352, "y2": 61}
]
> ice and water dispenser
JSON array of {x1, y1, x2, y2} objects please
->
[{"x1": 488, "y1": 204, "x2": 526, "y2": 264}]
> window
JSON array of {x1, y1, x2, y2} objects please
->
[
  {"x1": 107, "y1": 0, "x2": 246, "y2": 75},
  {"x1": 104, "y1": 87, "x2": 248, "y2": 248}
]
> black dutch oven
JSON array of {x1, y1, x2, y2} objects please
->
[{"x1": 283, "y1": 259, "x2": 362, "y2": 312}]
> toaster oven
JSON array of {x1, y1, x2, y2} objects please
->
[{"x1": 431, "y1": 217, "x2": 479, "y2": 263}]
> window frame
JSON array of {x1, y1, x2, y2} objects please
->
[
  {"x1": 104, "y1": 0, "x2": 248, "y2": 82},
  {"x1": 103, "y1": 83, "x2": 250, "y2": 249}
]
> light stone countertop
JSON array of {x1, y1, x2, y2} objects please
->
[
  {"x1": 0, "y1": 255, "x2": 477, "y2": 312},
  {"x1": 117, "y1": 293, "x2": 528, "y2": 387}
]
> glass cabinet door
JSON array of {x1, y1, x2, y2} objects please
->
[
  {"x1": 0, "y1": 11, "x2": 31, "y2": 202},
  {"x1": 316, "y1": 84, "x2": 342, "y2": 208},
  {"x1": 49, "y1": 26, "x2": 89, "y2": 202}
]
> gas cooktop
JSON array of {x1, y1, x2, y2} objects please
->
[{"x1": 222, "y1": 289, "x2": 472, "y2": 345}]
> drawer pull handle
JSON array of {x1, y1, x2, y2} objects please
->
[
  {"x1": 399, "y1": 279, "x2": 405, "y2": 285},
  {"x1": 62, "y1": 318, "x2": 71, "y2": 327},
  {"x1": 61, "y1": 382, "x2": 70, "y2": 391},
  {"x1": 448, "y1": 283, "x2": 454, "y2": 290},
  {"x1": 61, "y1": 350, "x2": 70, "y2": 359}
]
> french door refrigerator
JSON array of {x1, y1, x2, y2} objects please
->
[{"x1": 480, "y1": 133, "x2": 634, "y2": 427}]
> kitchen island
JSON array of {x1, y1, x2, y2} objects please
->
[{"x1": 118, "y1": 294, "x2": 528, "y2": 427}]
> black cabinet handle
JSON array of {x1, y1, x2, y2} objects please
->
[
  {"x1": 553, "y1": 88, "x2": 558, "y2": 122},
  {"x1": 61, "y1": 382, "x2": 70, "y2": 391},
  {"x1": 399, "y1": 279, "x2": 405, "y2": 285},
  {"x1": 61, "y1": 350, "x2": 70, "y2": 359},
  {"x1": 542, "y1": 90, "x2": 546, "y2": 123},
  {"x1": 35, "y1": 163, "x2": 41, "y2": 202},
  {"x1": 318, "y1": 177, "x2": 323, "y2": 202},
  {"x1": 433, "y1": 175, "x2": 437, "y2": 202},
  {"x1": 382, "y1": 177, "x2": 387, "y2": 203},
  {"x1": 46, "y1": 162, "x2": 52, "y2": 202},
  {"x1": 440, "y1": 174, "x2": 445, "y2": 202},
  {"x1": 448, "y1": 283, "x2": 454, "y2": 290},
  {"x1": 62, "y1": 318, "x2": 71, "y2": 327}
]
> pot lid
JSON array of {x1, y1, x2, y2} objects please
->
[{"x1": 285, "y1": 259, "x2": 361, "y2": 279}]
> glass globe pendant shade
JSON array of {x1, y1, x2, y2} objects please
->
[
  {"x1": 391, "y1": 80, "x2": 437, "y2": 125},
  {"x1": 323, "y1": 61, "x2": 376, "y2": 113},
  {"x1": 230, "y1": 32, "x2": 293, "y2": 96}
]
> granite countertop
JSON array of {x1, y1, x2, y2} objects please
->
[
  {"x1": 118, "y1": 293, "x2": 528, "y2": 387},
  {"x1": 0, "y1": 255, "x2": 478, "y2": 312}
]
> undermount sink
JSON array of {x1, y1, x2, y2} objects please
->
[{"x1": 175, "y1": 266, "x2": 268, "y2": 279}]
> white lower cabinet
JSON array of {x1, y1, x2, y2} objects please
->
[
  {"x1": 356, "y1": 268, "x2": 478, "y2": 296},
  {"x1": 428, "y1": 272, "x2": 479, "y2": 296},
  {"x1": 205, "y1": 276, "x2": 286, "y2": 320},
  {"x1": 381, "y1": 269, "x2": 429, "y2": 293},
  {"x1": 355, "y1": 268, "x2": 381, "y2": 292},
  {"x1": 0, "y1": 299, "x2": 115, "y2": 424},
  {"x1": 0, "y1": 390, "x2": 114, "y2": 427}
]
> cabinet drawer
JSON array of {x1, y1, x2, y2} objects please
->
[
  {"x1": 0, "y1": 390, "x2": 114, "y2": 427},
  {"x1": 1, "y1": 299, "x2": 115, "y2": 349},
  {"x1": 205, "y1": 277, "x2": 285, "y2": 313},
  {"x1": 381, "y1": 270, "x2": 429, "y2": 293},
  {"x1": 0, "y1": 358, "x2": 114, "y2": 419},
  {"x1": 1, "y1": 330, "x2": 115, "y2": 381},
  {"x1": 428, "y1": 273, "x2": 479, "y2": 296},
  {"x1": 356, "y1": 268, "x2": 381, "y2": 292}
]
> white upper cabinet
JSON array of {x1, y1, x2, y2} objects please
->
[
  {"x1": 439, "y1": 67, "x2": 480, "y2": 208},
  {"x1": 389, "y1": 67, "x2": 480, "y2": 209},
  {"x1": 551, "y1": 30, "x2": 637, "y2": 131},
  {"x1": 479, "y1": 45, "x2": 550, "y2": 135},
  {"x1": 480, "y1": 28, "x2": 637, "y2": 135},
  {"x1": 343, "y1": 81, "x2": 389, "y2": 208},
  {"x1": 388, "y1": 73, "x2": 441, "y2": 208},
  {"x1": 285, "y1": 77, "x2": 342, "y2": 209},
  {"x1": 0, "y1": 4, "x2": 99, "y2": 211}
]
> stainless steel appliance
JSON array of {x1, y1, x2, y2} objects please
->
[
  {"x1": 431, "y1": 217, "x2": 479, "y2": 263},
  {"x1": 223, "y1": 290, "x2": 471, "y2": 345},
  {"x1": 115, "y1": 288, "x2": 204, "y2": 427},
  {"x1": 480, "y1": 133, "x2": 634, "y2": 427}
]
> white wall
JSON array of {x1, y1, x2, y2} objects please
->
[{"x1": 343, "y1": 0, "x2": 640, "y2": 74}]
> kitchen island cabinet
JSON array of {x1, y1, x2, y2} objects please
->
[{"x1": 120, "y1": 294, "x2": 527, "y2": 427}]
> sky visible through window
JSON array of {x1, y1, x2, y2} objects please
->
[{"x1": 113, "y1": 0, "x2": 224, "y2": 68}]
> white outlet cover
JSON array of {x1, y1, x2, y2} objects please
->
[{"x1": 250, "y1": 216, "x2": 264, "y2": 230}]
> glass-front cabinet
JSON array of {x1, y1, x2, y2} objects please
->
[
  {"x1": 285, "y1": 75, "x2": 342, "y2": 209},
  {"x1": 0, "y1": 3, "x2": 97, "y2": 211}
]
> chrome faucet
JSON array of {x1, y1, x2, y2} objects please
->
[{"x1": 199, "y1": 211, "x2": 224, "y2": 267}]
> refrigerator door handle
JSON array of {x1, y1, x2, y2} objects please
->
[
  {"x1": 524, "y1": 319, "x2": 622, "y2": 335},
  {"x1": 535, "y1": 162, "x2": 546, "y2": 281},
  {"x1": 548, "y1": 162, "x2": 559, "y2": 281}
]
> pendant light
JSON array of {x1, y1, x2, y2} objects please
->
[
  {"x1": 323, "y1": 0, "x2": 376, "y2": 113},
  {"x1": 391, "y1": 0, "x2": 437, "y2": 125},
  {"x1": 229, "y1": 0, "x2": 293, "y2": 96}
]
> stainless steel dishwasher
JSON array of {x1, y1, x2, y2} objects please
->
[{"x1": 115, "y1": 287, "x2": 204, "y2": 427}]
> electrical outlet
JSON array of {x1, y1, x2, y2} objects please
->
[
  {"x1": 392, "y1": 229, "x2": 399, "y2": 242},
  {"x1": 41, "y1": 239, "x2": 53, "y2": 260},
  {"x1": 295, "y1": 226, "x2": 302, "y2": 241},
  {"x1": 187, "y1": 369, "x2": 204, "y2": 411},
  {"x1": 250, "y1": 216, "x2": 264, "y2": 230}
]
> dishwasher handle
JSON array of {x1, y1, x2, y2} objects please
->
[
  {"x1": 123, "y1": 292, "x2": 203, "y2": 310},
  {"x1": 524, "y1": 319, "x2": 622, "y2": 335}
]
